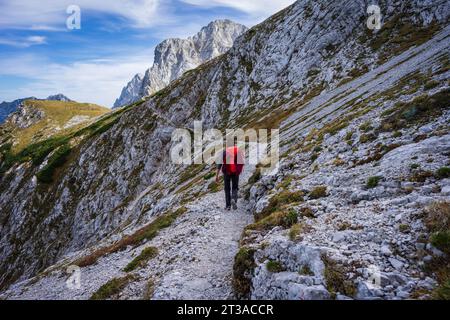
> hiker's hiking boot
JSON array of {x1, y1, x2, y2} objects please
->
[
  {"x1": 225, "y1": 206, "x2": 231, "y2": 211},
  {"x1": 231, "y1": 200, "x2": 237, "y2": 210}
]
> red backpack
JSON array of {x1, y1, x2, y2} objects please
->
[{"x1": 223, "y1": 146, "x2": 244, "y2": 175}]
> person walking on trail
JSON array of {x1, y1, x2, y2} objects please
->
[{"x1": 216, "y1": 144, "x2": 244, "y2": 210}]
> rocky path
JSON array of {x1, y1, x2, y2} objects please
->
[
  {"x1": 151, "y1": 192, "x2": 253, "y2": 299},
  {"x1": 150, "y1": 167, "x2": 255, "y2": 299}
]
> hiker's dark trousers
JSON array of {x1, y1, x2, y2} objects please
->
[{"x1": 224, "y1": 174, "x2": 239, "y2": 208}]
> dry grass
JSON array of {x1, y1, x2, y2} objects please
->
[
  {"x1": 75, "y1": 207, "x2": 186, "y2": 267},
  {"x1": 12, "y1": 100, "x2": 109, "y2": 152}
]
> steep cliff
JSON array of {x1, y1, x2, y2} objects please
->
[{"x1": 113, "y1": 20, "x2": 248, "y2": 108}]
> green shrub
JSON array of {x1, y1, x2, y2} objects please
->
[
  {"x1": 289, "y1": 222, "x2": 311, "y2": 241},
  {"x1": 1, "y1": 136, "x2": 70, "y2": 173},
  {"x1": 124, "y1": 247, "x2": 158, "y2": 272},
  {"x1": 313, "y1": 146, "x2": 323, "y2": 153},
  {"x1": 257, "y1": 191, "x2": 304, "y2": 220},
  {"x1": 410, "y1": 170, "x2": 433, "y2": 183},
  {"x1": 247, "y1": 210, "x2": 298, "y2": 231},
  {"x1": 90, "y1": 275, "x2": 134, "y2": 300},
  {"x1": 75, "y1": 207, "x2": 187, "y2": 267},
  {"x1": 410, "y1": 163, "x2": 420, "y2": 170},
  {"x1": 431, "y1": 231, "x2": 450, "y2": 255},
  {"x1": 310, "y1": 153, "x2": 318, "y2": 162},
  {"x1": 299, "y1": 265, "x2": 314, "y2": 276},
  {"x1": 359, "y1": 133, "x2": 377, "y2": 144},
  {"x1": 345, "y1": 131, "x2": 354, "y2": 141},
  {"x1": 424, "y1": 80, "x2": 439, "y2": 90},
  {"x1": 322, "y1": 255, "x2": 356, "y2": 298},
  {"x1": 424, "y1": 202, "x2": 450, "y2": 233},
  {"x1": 36, "y1": 144, "x2": 72, "y2": 183},
  {"x1": 203, "y1": 172, "x2": 215, "y2": 180},
  {"x1": 208, "y1": 181, "x2": 221, "y2": 192},
  {"x1": 143, "y1": 278, "x2": 155, "y2": 300},
  {"x1": 359, "y1": 121, "x2": 373, "y2": 132},
  {"x1": 285, "y1": 209, "x2": 298, "y2": 226},
  {"x1": 393, "y1": 131, "x2": 402, "y2": 138},
  {"x1": 399, "y1": 224, "x2": 410, "y2": 233},
  {"x1": 232, "y1": 247, "x2": 256, "y2": 299},
  {"x1": 436, "y1": 167, "x2": 450, "y2": 179},
  {"x1": 247, "y1": 167, "x2": 262, "y2": 186},
  {"x1": 423, "y1": 202, "x2": 450, "y2": 299},
  {"x1": 366, "y1": 176, "x2": 381, "y2": 189},
  {"x1": 380, "y1": 89, "x2": 449, "y2": 131},
  {"x1": 309, "y1": 186, "x2": 327, "y2": 199},
  {"x1": 299, "y1": 207, "x2": 315, "y2": 218},
  {"x1": 266, "y1": 260, "x2": 284, "y2": 273},
  {"x1": 433, "y1": 279, "x2": 450, "y2": 300}
]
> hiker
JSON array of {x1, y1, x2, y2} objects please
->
[{"x1": 216, "y1": 144, "x2": 244, "y2": 210}]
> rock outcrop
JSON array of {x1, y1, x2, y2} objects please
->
[{"x1": 113, "y1": 19, "x2": 247, "y2": 108}]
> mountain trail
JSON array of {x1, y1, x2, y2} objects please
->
[{"x1": 150, "y1": 167, "x2": 255, "y2": 299}]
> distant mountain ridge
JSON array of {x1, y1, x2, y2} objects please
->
[
  {"x1": 113, "y1": 19, "x2": 247, "y2": 108},
  {"x1": 0, "y1": 94, "x2": 73, "y2": 123}
]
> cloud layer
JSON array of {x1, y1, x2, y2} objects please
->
[
  {"x1": 0, "y1": 0, "x2": 297, "y2": 106},
  {"x1": 0, "y1": 0, "x2": 162, "y2": 30},
  {"x1": 0, "y1": 51, "x2": 154, "y2": 107},
  {"x1": 181, "y1": 0, "x2": 295, "y2": 18}
]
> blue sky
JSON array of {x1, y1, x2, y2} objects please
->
[{"x1": 0, "y1": 0, "x2": 295, "y2": 107}]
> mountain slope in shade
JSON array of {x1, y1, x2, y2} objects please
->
[{"x1": 113, "y1": 19, "x2": 247, "y2": 108}]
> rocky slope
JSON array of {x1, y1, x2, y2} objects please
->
[
  {"x1": 113, "y1": 20, "x2": 247, "y2": 108},
  {"x1": 0, "y1": 0, "x2": 449, "y2": 300},
  {"x1": 0, "y1": 94, "x2": 73, "y2": 124},
  {"x1": 0, "y1": 99, "x2": 109, "y2": 157}
]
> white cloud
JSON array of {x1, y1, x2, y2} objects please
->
[
  {"x1": 0, "y1": 35, "x2": 47, "y2": 47},
  {"x1": 0, "y1": 51, "x2": 155, "y2": 107},
  {"x1": 181, "y1": 0, "x2": 296, "y2": 19},
  {"x1": 0, "y1": 0, "x2": 163, "y2": 30}
]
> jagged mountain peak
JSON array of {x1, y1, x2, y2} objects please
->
[
  {"x1": 113, "y1": 19, "x2": 247, "y2": 109},
  {"x1": 46, "y1": 94, "x2": 73, "y2": 102}
]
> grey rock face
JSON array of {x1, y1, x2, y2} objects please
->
[
  {"x1": 0, "y1": 97, "x2": 37, "y2": 124},
  {"x1": 0, "y1": 0, "x2": 449, "y2": 299},
  {"x1": 46, "y1": 94, "x2": 73, "y2": 102},
  {"x1": 113, "y1": 19, "x2": 247, "y2": 108}
]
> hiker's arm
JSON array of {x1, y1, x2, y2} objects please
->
[{"x1": 215, "y1": 165, "x2": 222, "y2": 183}]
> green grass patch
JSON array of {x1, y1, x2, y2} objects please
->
[
  {"x1": 436, "y1": 167, "x2": 450, "y2": 179},
  {"x1": 75, "y1": 207, "x2": 187, "y2": 267},
  {"x1": 322, "y1": 254, "x2": 356, "y2": 299},
  {"x1": 359, "y1": 121, "x2": 373, "y2": 132},
  {"x1": 232, "y1": 247, "x2": 256, "y2": 299},
  {"x1": 431, "y1": 231, "x2": 450, "y2": 255},
  {"x1": 90, "y1": 275, "x2": 134, "y2": 300},
  {"x1": 366, "y1": 176, "x2": 381, "y2": 189},
  {"x1": 266, "y1": 260, "x2": 284, "y2": 273},
  {"x1": 257, "y1": 191, "x2": 304, "y2": 220},
  {"x1": 124, "y1": 247, "x2": 158, "y2": 272},
  {"x1": 380, "y1": 89, "x2": 449, "y2": 132},
  {"x1": 36, "y1": 144, "x2": 72, "y2": 183},
  {"x1": 423, "y1": 202, "x2": 450, "y2": 299},
  {"x1": 247, "y1": 210, "x2": 298, "y2": 232},
  {"x1": 309, "y1": 186, "x2": 328, "y2": 199}
]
